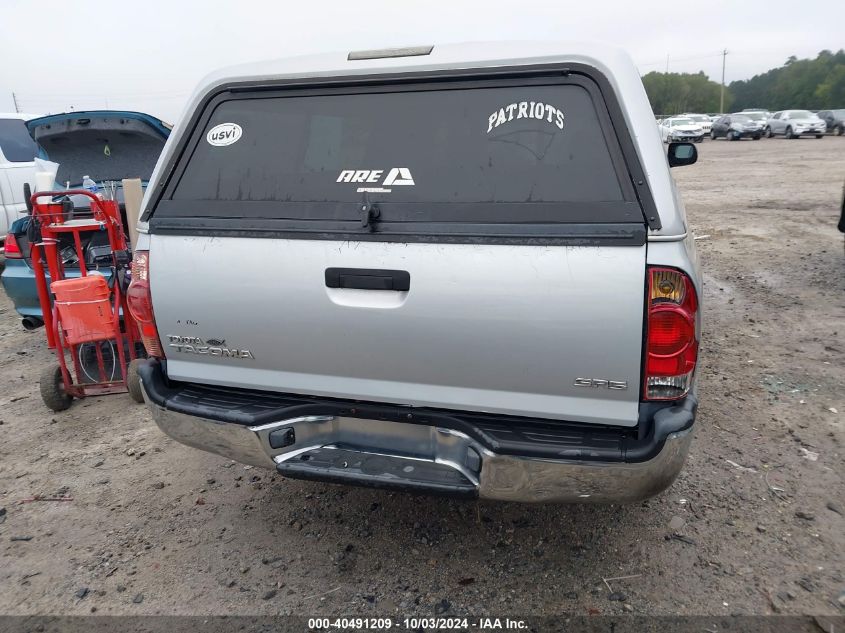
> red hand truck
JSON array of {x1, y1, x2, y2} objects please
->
[{"x1": 28, "y1": 189, "x2": 146, "y2": 411}]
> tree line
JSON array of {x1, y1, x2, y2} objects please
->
[
  {"x1": 642, "y1": 71, "x2": 728, "y2": 115},
  {"x1": 642, "y1": 50, "x2": 845, "y2": 115}
]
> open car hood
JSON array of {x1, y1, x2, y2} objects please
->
[{"x1": 26, "y1": 111, "x2": 171, "y2": 186}]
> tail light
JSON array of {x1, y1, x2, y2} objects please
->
[
  {"x1": 644, "y1": 267, "x2": 699, "y2": 400},
  {"x1": 126, "y1": 250, "x2": 165, "y2": 358},
  {"x1": 3, "y1": 233, "x2": 23, "y2": 259}
]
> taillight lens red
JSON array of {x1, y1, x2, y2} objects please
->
[
  {"x1": 644, "y1": 267, "x2": 699, "y2": 400},
  {"x1": 126, "y1": 250, "x2": 165, "y2": 358},
  {"x1": 648, "y1": 308, "x2": 695, "y2": 355},
  {"x1": 3, "y1": 233, "x2": 23, "y2": 259}
]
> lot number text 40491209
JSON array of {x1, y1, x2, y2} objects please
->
[{"x1": 308, "y1": 617, "x2": 528, "y2": 630}]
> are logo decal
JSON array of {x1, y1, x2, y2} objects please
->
[
  {"x1": 206, "y1": 123, "x2": 242, "y2": 147},
  {"x1": 487, "y1": 101, "x2": 565, "y2": 134},
  {"x1": 336, "y1": 167, "x2": 415, "y2": 193}
]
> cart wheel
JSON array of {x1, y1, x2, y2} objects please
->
[
  {"x1": 126, "y1": 359, "x2": 145, "y2": 404},
  {"x1": 40, "y1": 365, "x2": 73, "y2": 412}
]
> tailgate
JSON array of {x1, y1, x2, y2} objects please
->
[
  {"x1": 145, "y1": 70, "x2": 652, "y2": 426},
  {"x1": 151, "y1": 236, "x2": 645, "y2": 425}
]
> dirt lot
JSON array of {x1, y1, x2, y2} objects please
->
[{"x1": 0, "y1": 136, "x2": 843, "y2": 618}]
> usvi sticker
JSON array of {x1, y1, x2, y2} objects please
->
[
  {"x1": 487, "y1": 101, "x2": 565, "y2": 133},
  {"x1": 206, "y1": 123, "x2": 242, "y2": 146}
]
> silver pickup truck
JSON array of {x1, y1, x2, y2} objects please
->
[{"x1": 128, "y1": 42, "x2": 702, "y2": 503}]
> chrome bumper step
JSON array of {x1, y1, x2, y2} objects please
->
[{"x1": 276, "y1": 446, "x2": 477, "y2": 496}]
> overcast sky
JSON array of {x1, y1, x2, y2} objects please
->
[{"x1": 1, "y1": 0, "x2": 840, "y2": 122}]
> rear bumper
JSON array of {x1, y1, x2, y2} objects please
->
[{"x1": 139, "y1": 360, "x2": 696, "y2": 504}]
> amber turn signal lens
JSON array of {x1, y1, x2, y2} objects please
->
[{"x1": 650, "y1": 268, "x2": 686, "y2": 304}]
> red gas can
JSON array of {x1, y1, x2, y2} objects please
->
[{"x1": 51, "y1": 276, "x2": 116, "y2": 345}]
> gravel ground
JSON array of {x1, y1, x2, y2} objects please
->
[{"x1": 0, "y1": 136, "x2": 842, "y2": 618}]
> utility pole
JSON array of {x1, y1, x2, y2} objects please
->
[
  {"x1": 11, "y1": 92, "x2": 20, "y2": 113},
  {"x1": 719, "y1": 49, "x2": 728, "y2": 113}
]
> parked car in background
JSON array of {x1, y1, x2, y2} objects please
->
[
  {"x1": 659, "y1": 116, "x2": 704, "y2": 143},
  {"x1": 0, "y1": 113, "x2": 41, "y2": 242},
  {"x1": 681, "y1": 113, "x2": 712, "y2": 134},
  {"x1": 817, "y1": 109, "x2": 845, "y2": 136},
  {"x1": 132, "y1": 42, "x2": 702, "y2": 504},
  {"x1": 742, "y1": 108, "x2": 772, "y2": 119},
  {"x1": 741, "y1": 110, "x2": 768, "y2": 130},
  {"x1": 1, "y1": 111, "x2": 170, "y2": 328},
  {"x1": 710, "y1": 113, "x2": 763, "y2": 140},
  {"x1": 765, "y1": 110, "x2": 826, "y2": 139},
  {"x1": 708, "y1": 114, "x2": 723, "y2": 122}
]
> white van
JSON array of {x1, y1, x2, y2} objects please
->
[{"x1": 0, "y1": 113, "x2": 40, "y2": 241}]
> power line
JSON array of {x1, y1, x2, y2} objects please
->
[
  {"x1": 14, "y1": 95, "x2": 189, "y2": 114},
  {"x1": 19, "y1": 90, "x2": 191, "y2": 98},
  {"x1": 16, "y1": 94, "x2": 188, "y2": 105},
  {"x1": 639, "y1": 51, "x2": 726, "y2": 68}
]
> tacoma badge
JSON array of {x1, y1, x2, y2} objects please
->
[{"x1": 166, "y1": 335, "x2": 255, "y2": 359}]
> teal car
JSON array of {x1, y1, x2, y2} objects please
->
[{"x1": 1, "y1": 111, "x2": 170, "y2": 328}]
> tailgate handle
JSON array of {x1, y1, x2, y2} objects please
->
[{"x1": 325, "y1": 268, "x2": 410, "y2": 291}]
